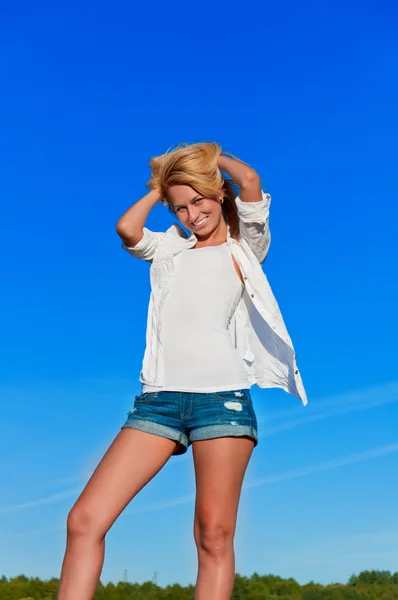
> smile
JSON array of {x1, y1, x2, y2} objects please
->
[{"x1": 192, "y1": 216, "x2": 208, "y2": 228}]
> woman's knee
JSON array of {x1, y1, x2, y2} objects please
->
[
  {"x1": 66, "y1": 503, "x2": 105, "y2": 540},
  {"x1": 194, "y1": 520, "x2": 234, "y2": 559}
]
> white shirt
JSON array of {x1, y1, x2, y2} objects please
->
[
  {"x1": 122, "y1": 191, "x2": 308, "y2": 406},
  {"x1": 143, "y1": 243, "x2": 250, "y2": 393}
]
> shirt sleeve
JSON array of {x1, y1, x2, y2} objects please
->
[
  {"x1": 235, "y1": 191, "x2": 271, "y2": 264},
  {"x1": 121, "y1": 227, "x2": 166, "y2": 262}
]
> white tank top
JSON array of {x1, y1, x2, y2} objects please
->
[{"x1": 142, "y1": 243, "x2": 250, "y2": 393}]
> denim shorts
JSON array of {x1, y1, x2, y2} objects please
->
[{"x1": 121, "y1": 389, "x2": 258, "y2": 455}]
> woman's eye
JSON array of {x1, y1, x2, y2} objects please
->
[{"x1": 194, "y1": 199, "x2": 203, "y2": 204}]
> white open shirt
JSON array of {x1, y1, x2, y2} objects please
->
[{"x1": 122, "y1": 191, "x2": 308, "y2": 406}]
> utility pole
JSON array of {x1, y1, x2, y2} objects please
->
[
  {"x1": 124, "y1": 570, "x2": 128, "y2": 583},
  {"x1": 152, "y1": 570, "x2": 157, "y2": 586}
]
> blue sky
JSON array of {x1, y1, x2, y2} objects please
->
[{"x1": 1, "y1": 0, "x2": 397, "y2": 588}]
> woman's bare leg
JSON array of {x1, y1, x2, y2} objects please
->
[
  {"x1": 58, "y1": 428, "x2": 180, "y2": 600},
  {"x1": 192, "y1": 436, "x2": 254, "y2": 600}
]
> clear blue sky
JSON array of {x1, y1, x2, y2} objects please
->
[{"x1": 1, "y1": 0, "x2": 397, "y2": 588}]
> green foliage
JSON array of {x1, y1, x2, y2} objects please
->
[
  {"x1": 349, "y1": 570, "x2": 396, "y2": 586},
  {"x1": 0, "y1": 570, "x2": 397, "y2": 600}
]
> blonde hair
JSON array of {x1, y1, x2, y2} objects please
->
[{"x1": 147, "y1": 142, "x2": 251, "y2": 241}]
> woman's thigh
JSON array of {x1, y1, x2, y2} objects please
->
[
  {"x1": 68, "y1": 429, "x2": 178, "y2": 537},
  {"x1": 192, "y1": 436, "x2": 255, "y2": 535}
]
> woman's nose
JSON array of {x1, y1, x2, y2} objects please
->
[{"x1": 187, "y1": 208, "x2": 200, "y2": 222}]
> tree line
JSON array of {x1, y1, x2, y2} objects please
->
[{"x1": 1, "y1": 570, "x2": 398, "y2": 599}]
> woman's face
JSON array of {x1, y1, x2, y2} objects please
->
[{"x1": 167, "y1": 185, "x2": 225, "y2": 236}]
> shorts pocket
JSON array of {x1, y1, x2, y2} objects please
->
[
  {"x1": 134, "y1": 391, "x2": 159, "y2": 404},
  {"x1": 210, "y1": 389, "x2": 250, "y2": 404}
]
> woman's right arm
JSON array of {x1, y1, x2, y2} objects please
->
[
  {"x1": 116, "y1": 189, "x2": 161, "y2": 246},
  {"x1": 116, "y1": 189, "x2": 165, "y2": 262}
]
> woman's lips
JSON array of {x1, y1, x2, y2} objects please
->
[{"x1": 192, "y1": 216, "x2": 209, "y2": 229}]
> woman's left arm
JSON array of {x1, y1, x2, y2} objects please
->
[
  {"x1": 217, "y1": 154, "x2": 271, "y2": 263},
  {"x1": 217, "y1": 155, "x2": 263, "y2": 202}
]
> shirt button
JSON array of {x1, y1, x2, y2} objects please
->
[
  {"x1": 295, "y1": 370, "x2": 299, "y2": 374},
  {"x1": 250, "y1": 294, "x2": 254, "y2": 298}
]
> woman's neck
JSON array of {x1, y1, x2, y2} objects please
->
[{"x1": 193, "y1": 219, "x2": 228, "y2": 249}]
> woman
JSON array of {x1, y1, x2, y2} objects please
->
[{"x1": 58, "y1": 142, "x2": 307, "y2": 600}]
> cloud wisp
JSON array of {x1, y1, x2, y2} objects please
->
[
  {"x1": 258, "y1": 381, "x2": 398, "y2": 437},
  {"x1": 244, "y1": 442, "x2": 398, "y2": 489},
  {"x1": 2, "y1": 442, "x2": 397, "y2": 536},
  {"x1": 0, "y1": 488, "x2": 82, "y2": 515},
  {"x1": 127, "y1": 442, "x2": 398, "y2": 511},
  {"x1": 2, "y1": 381, "x2": 397, "y2": 519}
]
